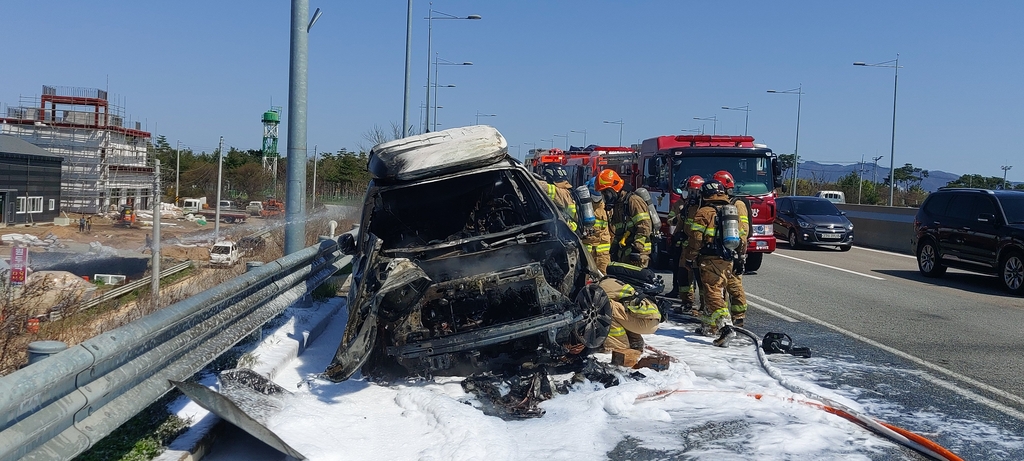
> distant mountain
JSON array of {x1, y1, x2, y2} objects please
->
[{"x1": 794, "y1": 161, "x2": 965, "y2": 193}]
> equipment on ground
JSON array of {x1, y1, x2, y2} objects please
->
[
  {"x1": 261, "y1": 198, "x2": 285, "y2": 218},
  {"x1": 114, "y1": 206, "x2": 136, "y2": 228}
]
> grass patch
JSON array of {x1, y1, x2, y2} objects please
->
[{"x1": 73, "y1": 391, "x2": 191, "y2": 461}]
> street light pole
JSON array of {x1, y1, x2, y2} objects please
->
[
  {"x1": 424, "y1": 6, "x2": 480, "y2": 133},
  {"x1": 603, "y1": 120, "x2": 624, "y2": 146},
  {"x1": 767, "y1": 86, "x2": 803, "y2": 195},
  {"x1": 571, "y1": 129, "x2": 587, "y2": 146},
  {"x1": 1003, "y1": 165, "x2": 1013, "y2": 189},
  {"x1": 872, "y1": 155, "x2": 884, "y2": 184},
  {"x1": 402, "y1": 0, "x2": 413, "y2": 137},
  {"x1": 475, "y1": 111, "x2": 496, "y2": 125},
  {"x1": 694, "y1": 116, "x2": 718, "y2": 135},
  {"x1": 553, "y1": 133, "x2": 568, "y2": 150},
  {"x1": 721, "y1": 104, "x2": 750, "y2": 136},
  {"x1": 432, "y1": 57, "x2": 471, "y2": 131},
  {"x1": 855, "y1": 54, "x2": 901, "y2": 206}
]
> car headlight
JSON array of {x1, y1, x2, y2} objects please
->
[
  {"x1": 798, "y1": 220, "x2": 813, "y2": 229},
  {"x1": 847, "y1": 223, "x2": 854, "y2": 230}
]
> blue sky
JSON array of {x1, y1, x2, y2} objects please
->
[{"x1": 2, "y1": 1, "x2": 1021, "y2": 182}]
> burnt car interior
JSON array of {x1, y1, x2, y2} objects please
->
[{"x1": 371, "y1": 169, "x2": 554, "y2": 251}]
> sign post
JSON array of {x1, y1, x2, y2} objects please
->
[{"x1": 10, "y1": 246, "x2": 28, "y2": 287}]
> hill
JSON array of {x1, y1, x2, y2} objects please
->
[{"x1": 795, "y1": 161, "x2": 970, "y2": 193}]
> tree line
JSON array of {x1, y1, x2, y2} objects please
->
[
  {"x1": 147, "y1": 135, "x2": 373, "y2": 205},
  {"x1": 777, "y1": 154, "x2": 1022, "y2": 207}
]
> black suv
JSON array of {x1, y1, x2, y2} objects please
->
[{"x1": 912, "y1": 188, "x2": 1024, "y2": 294}]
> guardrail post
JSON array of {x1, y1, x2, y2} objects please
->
[{"x1": 246, "y1": 262, "x2": 265, "y2": 272}]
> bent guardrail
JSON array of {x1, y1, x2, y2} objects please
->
[{"x1": 0, "y1": 229, "x2": 357, "y2": 461}]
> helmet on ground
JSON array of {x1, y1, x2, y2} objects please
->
[
  {"x1": 713, "y1": 170, "x2": 735, "y2": 190},
  {"x1": 595, "y1": 169, "x2": 624, "y2": 193},
  {"x1": 701, "y1": 180, "x2": 727, "y2": 199},
  {"x1": 542, "y1": 165, "x2": 569, "y2": 183}
]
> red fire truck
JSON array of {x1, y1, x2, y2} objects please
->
[
  {"x1": 636, "y1": 135, "x2": 784, "y2": 272},
  {"x1": 562, "y1": 146, "x2": 638, "y2": 187}
]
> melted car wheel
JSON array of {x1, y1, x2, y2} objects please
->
[
  {"x1": 574, "y1": 284, "x2": 613, "y2": 349},
  {"x1": 1001, "y1": 252, "x2": 1024, "y2": 295}
]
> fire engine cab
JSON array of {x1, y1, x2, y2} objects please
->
[
  {"x1": 637, "y1": 135, "x2": 784, "y2": 272},
  {"x1": 562, "y1": 145, "x2": 638, "y2": 188}
]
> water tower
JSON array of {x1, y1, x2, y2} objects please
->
[{"x1": 261, "y1": 106, "x2": 282, "y2": 195}]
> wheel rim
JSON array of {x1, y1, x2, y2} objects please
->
[
  {"x1": 919, "y1": 244, "x2": 936, "y2": 272},
  {"x1": 789, "y1": 232, "x2": 797, "y2": 248},
  {"x1": 1005, "y1": 255, "x2": 1024, "y2": 291}
]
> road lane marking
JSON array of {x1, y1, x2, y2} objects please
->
[
  {"x1": 745, "y1": 292, "x2": 1024, "y2": 421},
  {"x1": 747, "y1": 300, "x2": 799, "y2": 322},
  {"x1": 774, "y1": 253, "x2": 885, "y2": 280},
  {"x1": 853, "y1": 246, "x2": 916, "y2": 260}
]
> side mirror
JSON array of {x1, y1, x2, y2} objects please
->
[
  {"x1": 840, "y1": 211, "x2": 847, "y2": 216},
  {"x1": 338, "y1": 233, "x2": 357, "y2": 255}
]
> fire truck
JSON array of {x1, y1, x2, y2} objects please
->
[
  {"x1": 562, "y1": 145, "x2": 638, "y2": 187},
  {"x1": 636, "y1": 135, "x2": 784, "y2": 272}
]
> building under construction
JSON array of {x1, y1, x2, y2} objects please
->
[{"x1": 0, "y1": 85, "x2": 154, "y2": 214}]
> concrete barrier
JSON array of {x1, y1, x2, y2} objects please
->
[{"x1": 835, "y1": 204, "x2": 918, "y2": 254}]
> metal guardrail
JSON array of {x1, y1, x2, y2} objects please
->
[
  {"x1": 60, "y1": 261, "x2": 194, "y2": 320},
  {"x1": 0, "y1": 229, "x2": 357, "y2": 461}
]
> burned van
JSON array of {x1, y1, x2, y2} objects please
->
[{"x1": 326, "y1": 126, "x2": 611, "y2": 381}]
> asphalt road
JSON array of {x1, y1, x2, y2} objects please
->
[{"x1": 738, "y1": 243, "x2": 1024, "y2": 411}]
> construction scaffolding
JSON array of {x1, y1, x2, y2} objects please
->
[{"x1": 0, "y1": 85, "x2": 154, "y2": 214}]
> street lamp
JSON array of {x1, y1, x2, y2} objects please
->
[
  {"x1": 475, "y1": 111, "x2": 496, "y2": 125},
  {"x1": 541, "y1": 139, "x2": 554, "y2": 148},
  {"x1": 768, "y1": 85, "x2": 803, "y2": 195},
  {"x1": 553, "y1": 133, "x2": 569, "y2": 150},
  {"x1": 872, "y1": 155, "x2": 884, "y2": 184},
  {"x1": 571, "y1": 129, "x2": 587, "y2": 146},
  {"x1": 1002, "y1": 165, "x2": 1013, "y2": 190},
  {"x1": 721, "y1": 104, "x2": 750, "y2": 136},
  {"x1": 693, "y1": 116, "x2": 718, "y2": 135},
  {"x1": 432, "y1": 56, "x2": 472, "y2": 131},
  {"x1": 680, "y1": 127, "x2": 701, "y2": 134},
  {"x1": 854, "y1": 54, "x2": 902, "y2": 206},
  {"x1": 424, "y1": 7, "x2": 481, "y2": 133},
  {"x1": 603, "y1": 120, "x2": 624, "y2": 146}
]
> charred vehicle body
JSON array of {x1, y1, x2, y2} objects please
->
[{"x1": 326, "y1": 126, "x2": 612, "y2": 381}]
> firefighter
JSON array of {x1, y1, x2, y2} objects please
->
[
  {"x1": 594, "y1": 169, "x2": 653, "y2": 268},
  {"x1": 671, "y1": 175, "x2": 705, "y2": 310},
  {"x1": 583, "y1": 177, "x2": 612, "y2": 273},
  {"x1": 539, "y1": 165, "x2": 579, "y2": 233},
  {"x1": 684, "y1": 180, "x2": 737, "y2": 347},
  {"x1": 598, "y1": 277, "x2": 661, "y2": 352},
  {"x1": 713, "y1": 170, "x2": 750, "y2": 327}
]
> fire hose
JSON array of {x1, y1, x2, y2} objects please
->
[{"x1": 648, "y1": 307, "x2": 963, "y2": 461}]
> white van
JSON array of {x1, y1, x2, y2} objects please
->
[
  {"x1": 209, "y1": 241, "x2": 241, "y2": 267},
  {"x1": 815, "y1": 190, "x2": 846, "y2": 204}
]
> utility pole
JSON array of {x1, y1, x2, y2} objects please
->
[
  {"x1": 858, "y1": 154, "x2": 865, "y2": 204},
  {"x1": 1002, "y1": 165, "x2": 1013, "y2": 190},
  {"x1": 175, "y1": 140, "x2": 180, "y2": 207},
  {"x1": 151, "y1": 159, "x2": 161, "y2": 307},
  {"x1": 311, "y1": 145, "x2": 318, "y2": 210},
  {"x1": 215, "y1": 136, "x2": 223, "y2": 243},
  {"x1": 872, "y1": 155, "x2": 883, "y2": 184}
]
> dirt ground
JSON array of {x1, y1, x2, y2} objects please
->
[{"x1": 3, "y1": 214, "x2": 273, "y2": 262}]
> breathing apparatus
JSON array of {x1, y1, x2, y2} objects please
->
[
  {"x1": 633, "y1": 188, "x2": 662, "y2": 231},
  {"x1": 574, "y1": 185, "x2": 597, "y2": 227}
]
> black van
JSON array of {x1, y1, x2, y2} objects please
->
[{"x1": 912, "y1": 188, "x2": 1024, "y2": 294}]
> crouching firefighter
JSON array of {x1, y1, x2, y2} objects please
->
[
  {"x1": 595, "y1": 169, "x2": 653, "y2": 268},
  {"x1": 684, "y1": 180, "x2": 743, "y2": 347},
  {"x1": 598, "y1": 277, "x2": 661, "y2": 352}
]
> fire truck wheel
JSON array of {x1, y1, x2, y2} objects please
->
[{"x1": 744, "y1": 253, "x2": 763, "y2": 272}]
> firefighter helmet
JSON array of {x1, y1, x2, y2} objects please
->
[
  {"x1": 687, "y1": 175, "x2": 706, "y2": 191},
  {"x1": 542, "y1": 165, "x2": 569, "y2": 184},
  {"x1": 701, "y1": 180, "x2": 727, "y2": 199},
  {"x1": 595, "y1": 169, "x2": 624, "y2": 193},
  {"x1": 713, "y1": 170, "x2": 735, "y2": 190}
]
